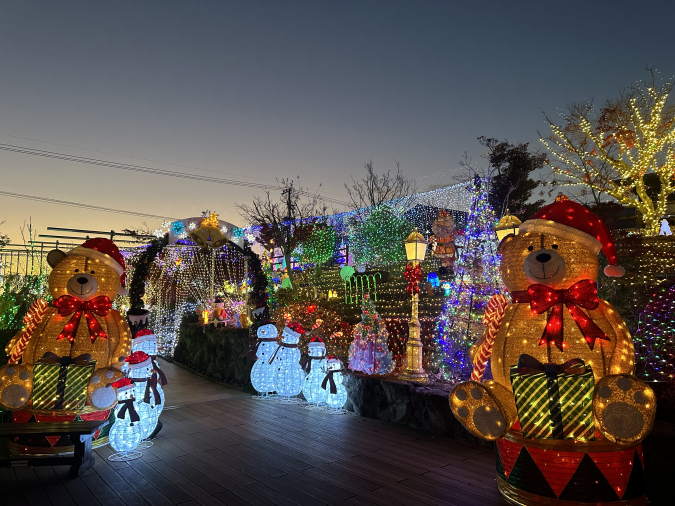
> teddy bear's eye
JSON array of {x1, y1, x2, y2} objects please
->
[
  {"x1": 527, "y1": 246, "x2": 533, "y2": 251},
  {"x1": 74, "y1": 269, "x2": 79, "y2": 272},
  {"x1": 552, "y1": 244, "x2": 558, "y2": 249},
  {"x1": 90, "y1": 270, "x2": 95, "y2": 274}
]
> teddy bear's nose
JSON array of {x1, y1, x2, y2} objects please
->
[
  {"x1": 76, "y1": 277, "x2": 89, "y2": 285},
  {"x1": 535, "y1": 253, "x2": 551, "y2": 263}
]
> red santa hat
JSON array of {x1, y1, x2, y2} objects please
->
[
  {"x1": 68, "y1": 238, "x2": 128, "y2": 294},
  {"x1": 112, "y1": 377, "x2": 135, "y2": 394},
  {"x1": 284, "y1": 322, "x2": 306, "y2": 339},
  {"x1": 519, "y1": 196, "x2": 625, "y2": 277},
  {"x1": 125, "y1": 351, "x2": 151, "y2": 369},
  {"x1": 326, "y1": 354, "x2": 341, "y2": 366},
  {"x1": 133, "y1": 328, "x2": 157, "y2": 345}
]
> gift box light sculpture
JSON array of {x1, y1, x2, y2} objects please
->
[
  {"x1": 250, "y1": 323, "x2": 279, "y2": 397},
  {"x1": 322, "y1": 355, "x2": 347, "y2": 412},
  {"x1": 302, "y1": 337, "x2": 327, "y2": 407},
  {"x1": 108, "y1": 378, "x2": 142, "y2": 461},
  {"x1": 126, "y1": 351, "x2": 159, "y2": 445},
  {"x1": 272, "y1": 322, "x2": 306, "y2": 400}
]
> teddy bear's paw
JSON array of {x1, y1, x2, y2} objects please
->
[
  {"x1": 87, "y1": 368, "x2": 124, "y2": 410},
  {"x1": 450, "y1": 381, "x2": 509, "y2": 441},
  {"x1": 0, "y1": 363, "x2": 33, "y2": 410},
  {"x1": 594, "y1": 374, "x2": 656, "y2": 444}
]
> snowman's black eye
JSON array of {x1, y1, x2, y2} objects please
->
[{"x1": 527, "y1": 246, "x2": 534, "y2": 251}]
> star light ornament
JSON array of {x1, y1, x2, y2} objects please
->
[
  {"x1": 126, "y1": 351, "x2": 159, "y2": 447},
  {"x1": 302, "y1": 337, "x2": 328, "y2": 409},
  {"x1": 108, "y1": 378, "x2": 142, "y2": 461},
  {"x1": 272, "y1": 322, "x2": 306, "y2": 401},
  {"x1": 250, "y1": 324, "x2": 279, "y2": 398},
  {"x1": 322, "y1": 356, "x2": 348, "y2": 413}
]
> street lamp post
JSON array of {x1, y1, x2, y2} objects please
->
[
  {"x1": 495, "y1": 209, "x2": 522, "y2": 243},
  {"x1": 398, "y1": 228, "x2": 429, "y2": 383}
]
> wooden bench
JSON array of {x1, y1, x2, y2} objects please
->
[{"x1": 0, "y1": 420, "x2": 107, "y2": 478}]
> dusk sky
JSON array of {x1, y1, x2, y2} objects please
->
[{"x1": 1, "y1": 0, "x2": 674, "y2": 242}]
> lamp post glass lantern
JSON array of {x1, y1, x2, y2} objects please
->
[
  {"x1": 495, "y1": 209, "x2": 521, "y2": 242},
  {"x1": 399, "y1": 228, "x2": 429, "y2": 382}
]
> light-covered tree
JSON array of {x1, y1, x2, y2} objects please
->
[{"x1": 541, "y1": 71, "x2": 675, "y2": 235}]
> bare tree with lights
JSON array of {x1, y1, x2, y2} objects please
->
[
  {"x1": 345, "y1": 159, "x2": 418, "y2": 214},
  {"x1": 237, "y1": 178, "x2": 326, "y2": 286},
  {"x1": 540, "y1": 69, "x2": 675, "y2": 235}
]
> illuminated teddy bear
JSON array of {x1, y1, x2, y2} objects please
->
[
  {"x1": 0, "y1": 238, "x2": 130, "y2": 413},
  {"x1": 450, "y1": 197, "x2": 655, "y2": 504}
]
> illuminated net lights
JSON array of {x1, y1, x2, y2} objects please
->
[
  {"x1": 108, "y1": 378, "x2": 142, "y2": 461},
  {"x1": 349, "y1": 205, "x2": 414, "y2": 267},
  {"x1": 634, "y1": 285, "x2": 675, "y2": 382},
  {"x1": 433, "y1": 179, "x2": 504, "y2": 382},
  {"x1": 250, "y1": 323, "x2": 279, "y2": 396}
]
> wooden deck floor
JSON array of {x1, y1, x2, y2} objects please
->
[{"x1": 0, "y1": 360, "x2": 507, "y2": 506}]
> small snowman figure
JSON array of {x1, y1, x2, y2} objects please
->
[
  {"x1": 108, "y1": 378, "x2": 142, "y2": 461},
  {"x1": 250, "y1": 323, "x2": 279, "y2": 398},
  {"x1": 302, "y1": 337, "x2": 327, "y2": 407},
  {"x1": 126, "y1": 351, "x2": 160, "y2": 445},
  {"x1": 272, "y1": 322, "x2": 306, "y2": 400},
  {"x1": 321, "y1": 355, "x2": 348, "y2": 412},
  {"x1": 132, "y1": 329, "x2": 167, "y2": 416}
]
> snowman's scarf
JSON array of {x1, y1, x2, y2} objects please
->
[
  {"x1": 151, "y1": 357, "x2": 168, "y2": 386},
  {"x1": 117, "y1": 399, "x2": 140, "y2": 423},
  {"x1": 321, "y1": 369, "x2": 342, "y2": 394},
  {"x1": 140, "y1": 373, "x2": 162, "y2": 405},
  {"x1": 300, "y1": 355, "x2": 325, "y2": 374},
  {"x1": 267, "y1": 342, "x2": 299, "y2": 364},
  {"x1": 239, "y1": 337, "x2": 277, "y2": 360}
]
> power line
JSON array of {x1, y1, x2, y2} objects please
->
[
  {"x1": 0, "y1": 190, "x2": 178, "y2": 220},
  {"x1": 0, "y1": 133, "x2": 353, "y2": 200}
]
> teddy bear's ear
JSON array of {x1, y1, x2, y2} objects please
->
[
  {"x1": 498, "y1": 234, "x2": 516, "y2": 253},
  {"x1": 47, "y1": 249, "x2": 67, "y2": 268}
]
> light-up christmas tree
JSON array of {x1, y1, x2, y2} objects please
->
[
  {"x1": 433, "y1": 177, "x2": 503, "y2": 382},
  {"x1": 348, "y1": 294, "x2": 394, "y2": 375},
  {"x1": 634, "y1": 284, "x2": 675, "y2": 381}
]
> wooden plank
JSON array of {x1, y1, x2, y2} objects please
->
[
  {"x1": 115, "y1": 465, "x2": 175, "y2": 506},
  {"x1": 169, "y1": 439, "x2": 258, "y2": 486},
  {"x1": 278, "y1": 468, "x2": 355, "y2": 502},
  {"x1": 244, "y1": 482, "x2": 306, "y2": 506},
  {"x1": 52, "y1": 466, "x2": 103, "y2": 506},
  {"x1": 396, "y1": 477, "x2": 507, "y2": 506},
  {"x1": 92, "y1": 455, "x2": 152, "y2": 506},
  {"x1": 140, "y1": 459, "x2": 227, "y2": 506},
  {"x1": 0, "y1": 421, "x2": 105, "y2": 436},
  {"x1": 32, "y1": 466, "x2": 77, "y2": 506},
  {"x1": 94, "y1": 444, "x2": 131, "y2": 471},
  {"x1": 13, "y1": 467, "x2": 52, "y2": 506},
  {"x1": 127, "y1": 458, "x2": 192, "y2": 504},
  {"x1": 268, "y1": 474, "x2": 350, "y2": 506},
  {"x1": 204, "y1": 448, "x2": 284, "y2": 482},
  {"x1": 230, "y1": 442, "x2": 314, "y2": 472},
  {"x1": 0, "y1": 468, "x2": 28, "y2": 506},
  {"x1": 144, "y1": 445, "x2": 226, "y2": 495},
  {"x1": 80, "y1": 473, "x2": 126, "y2": 506}
]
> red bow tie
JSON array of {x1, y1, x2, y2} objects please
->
[
  {"x1": 512, "y1": 280, "x2": 609, "y2": 351},
  {"x1": 53, "y1": 295, "x2": 111, "y2": 343}
]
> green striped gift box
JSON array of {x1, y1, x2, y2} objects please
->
[
  {"x1": 33, "y1": 358, "x2": 96, "y2": 411},
  {"x1": 510, "y1": 363, "x2": 594, "y2": 440}
]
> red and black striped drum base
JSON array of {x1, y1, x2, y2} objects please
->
[{"x1": 496, "y1": 429, "x2": 647, "y2": 505}]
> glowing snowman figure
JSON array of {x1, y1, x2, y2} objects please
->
[
  {"x1": 132, "y1": 329, "x2": 167, "y2": 416},
  {"x1": 126, "y1": 351, "x2": 159, "y2": 442},
  {"x1": 272, "y1": 322, "x2": 306, "y2": 399},
  {"x1": 322, "y1": 355, "x2": 348, "y2": 411},
  {"x1": 302, "y1": 337, "x2": 327, "y2": 405},
  {"x1": 250, "y1": 323, "x2": 279, "y2": 396},
  {"x1": 108, "y1": 378, "x2": 142, "y2": 460}
]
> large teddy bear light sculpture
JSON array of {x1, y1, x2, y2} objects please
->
[
  {"x1": 450, "y1": 197, "x2": 655, "y2": 505},
  {"x1": 0, "y1": 238, "x2": 130, "y2": 413}
]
